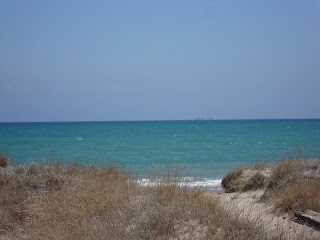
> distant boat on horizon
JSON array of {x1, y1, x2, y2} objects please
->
[{"x1": 194, "y1": 117, "x2": 214, "y2": 121}]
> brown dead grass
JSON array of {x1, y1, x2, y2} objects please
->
[
  {"x1": 265, "y1": 158, "x2": 300, "y2": 191},
  {"x1": 221, "y1": 166, "x2": 244, "y2": 192},
  {"x1": 222, "y1": 157, "x2": 320, "y2": 213},
  {"x1": 271, "y1": 178, "x2": 320, "y2": 212},
  {"x1": 0, "y1": 152, "x2": 10, "y2": 168},
  {"x1": 242, "y1": 173, "x2": 266, "y2": 192},
  {"x1": 221, "y1": 165, "x2": 268, "y2": 193},
  {"x1": 264, "y1": 157, "x2": 320, "y2": 213},
  {"x1": 251, "y1": 162, "x2": 267, "y2": 171},
  {"x1": 0, "y1": 155, "x2": 274, "y2": 240}
]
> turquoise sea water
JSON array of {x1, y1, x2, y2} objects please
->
[{"x1": 1, "y1": 120, "x2": 320, "y2": 190}]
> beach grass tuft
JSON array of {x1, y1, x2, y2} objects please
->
[
  {"x1": 221, "y1": 165, "x2": 268, "y2": 193},
  {"x1": 0, "y1": 151, "x2": 10, "y2": 168},
  {"x1": 265, "y1": 157, "x2": 320, "y2": 212},
  {"x1": 221, "y1": 166, "x2": 244, "y2": 192}
]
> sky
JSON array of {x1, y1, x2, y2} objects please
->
[{"x1": 0, "y1": 0, "x2": 319, "y2": 122}]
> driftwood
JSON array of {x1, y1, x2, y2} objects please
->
[{"x1": 295, "y1": 210, "x2": 320, "y2": 227}]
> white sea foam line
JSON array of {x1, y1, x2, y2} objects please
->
[{"x1": 137, "y1": 178, "x2": 222, "y2": 189}]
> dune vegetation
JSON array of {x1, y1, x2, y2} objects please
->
[
  {"x1": 221, "y1": 156, "x2": 320, "y2": 213},
  {"x1": 1, "y1": 152, "x2": 320, "y2": 239},
  {"x1": 0, "y1": 153, "x2": 272, "y2": 240}
]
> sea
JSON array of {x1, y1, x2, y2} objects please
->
[{"x1": 1, "y1": 119, "x2": 320, "y2": 191}]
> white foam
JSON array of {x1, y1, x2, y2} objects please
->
[
  {"x1": 182, "y1": 178, "x2": 222, "y2": 188},
  {"x1": 137, "y1": 178, "x2": 222, "y2": 191},
  {"x1": 138, "y1": 178, "x2": 162, "y2": 187},
  {"x1": 76, "y1": 138, "x2": 83, "y2": 141}
]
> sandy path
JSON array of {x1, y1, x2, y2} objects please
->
[{"x1": 210, "y1": 190, "x2": 320, "y2": 239}]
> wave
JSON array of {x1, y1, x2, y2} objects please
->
[{"x1": 137, "y1": 177, "x2": 222, "y2": 192}]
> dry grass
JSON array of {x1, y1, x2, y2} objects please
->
[
  {"x1": 0, "y1": 152, "x2": 10, "y2": 168},
  {"x1": 0, "y1": 155, "x2": 274, "y2": 240},
  {"x1": 251, "y1": 162, "x2": 267, "y2": 171},
  {"x1": 221, "y1": 166, "x2": 244, "y2": 192},
  {"x1": 271, "y1": 179, "x2": 320, "y2": 212},
  {"x1": 265, "y1": 158, "x2": 300, "y2": 191},
  {"x1": 0, "y1": 162, "x2": 65, "y2": 233},
  {"x1": 222, "y1": 157, "x2": 320, "y2": 213},
  {"x1": 264, "y1": 157, "x2": 320, "y2": 212},
  {"x1": 242, "y1": 173, "x2": 266, "y2": 192},
  {"x1": 221, "y1": 165, "x2": 268, "y2": 193}
]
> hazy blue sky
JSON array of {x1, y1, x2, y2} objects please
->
[{"x1": 1, "y1": 0, "x2": 319, "y2": 122}]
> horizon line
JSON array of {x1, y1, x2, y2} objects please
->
[{"x1": 1, "y1": 117, "x2": 320, "y2": 124}]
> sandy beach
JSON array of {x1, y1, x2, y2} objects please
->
[{"x1": 212, "y1": 190, "x2": 320, "y2": 239}]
